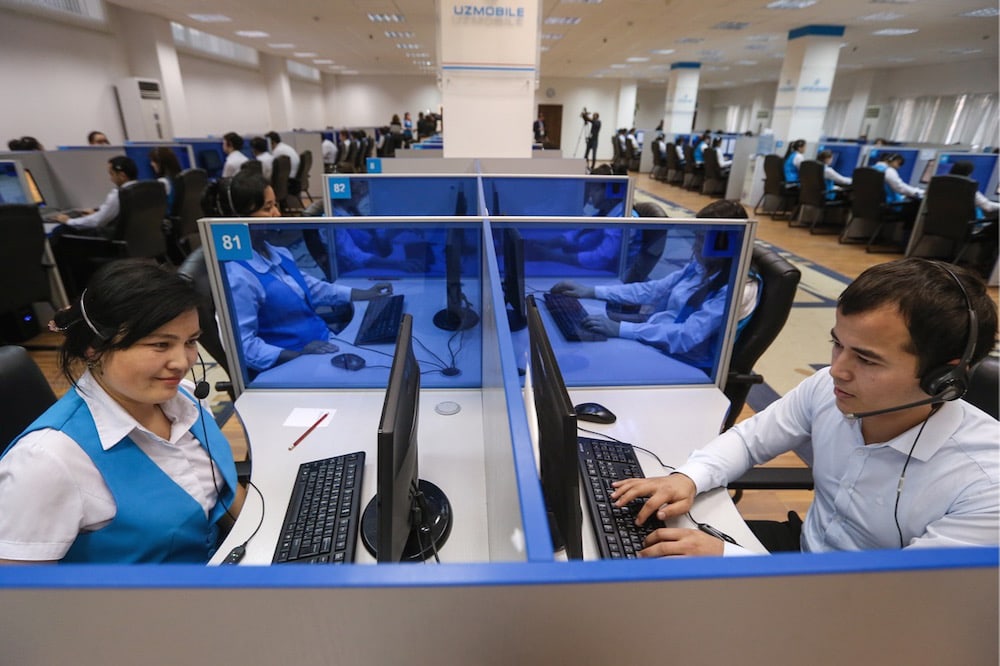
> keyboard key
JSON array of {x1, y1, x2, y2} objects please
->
[{"x1": 542, "y1": 292, "x2": 607, "y2": 342}]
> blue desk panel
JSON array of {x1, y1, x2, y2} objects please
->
[
  {"x1": 934, "y1": 152, "x2": 998, "y2": 195},
  {"x1": 481, "y1": 174, "x2": 632, "y2": 217},
  {"x1": 325, "y1": 174, "x2": 480, "y2": 217}
]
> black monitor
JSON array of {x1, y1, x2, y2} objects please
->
[
  {"x1": 502, "y1": 228, "x2": 527, "y2": 331},
  {"x1": 434, "y1": 228, "x2": 480, "y2": 333},
  {"x1": 360, "y1": 314, "x2": 453, "y2": 562},
  {"x1": 919, "y1": 159, "x2": 936, "y2": 185},
  {"x1": 526, "y1": 295, "x2": 583, "y2": 559}
]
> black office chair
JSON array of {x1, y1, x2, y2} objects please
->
[
  {"x1": 965, "y1": 355, "x2": 999, "y2": 420},
  {"x1": 623, "y1": 201, "x2": 669, "y2": 284},
  {"x1": 337, "y1": 139, "x2": 358, "y2": 173},
  {"x1": 753, "y1": 154, "x2": 796, "y2": 220},
  {"x1": 56, "y1": 180, "x2": 169, "y2": 297},
  {"x1": 650, "y1": 141, "x2": 667, "y2": 181},
  {"x1": 296, "y1": 149, "x2": 314, "y2": 201},
  {"x1": 178, "y1": 247, "x2": 230, "y2": 386},
  {"x1": 168, "y1": 167, "x2": 209, "y2": 260},
  {"x1": 0, "y1": 345, "x2": 57, "y2": 454},
  {"x1": 721, "y1": 244, "x2": 801, "y2": 432},
  {"x1": 0, "y1": 204, "x2": 54, "y2": 345},
  {"x1": 664, "y1": 143, "x2": 685, "y2": 185},
  {"x1": 790, "y1": 160, "x2": 848, "y2": 234},
  {"x1": 839, "y1": 166, "x2": 909, "y2": 252},
  {"x1": 905, "y1": 174, "x2": 978, "y2": 261},
  {"x1": 270, "y1": 155, "x2": 293, "y2": 214},
  {"x1": 682, "y1": 144, "x2": 704, "y2": 191},
  {"x1": 701, "y1": 149, "x2": 729, "y2": 197}
]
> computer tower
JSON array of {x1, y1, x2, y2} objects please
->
[
  {"x1": 0, "y1": 306, "x2": 41, "y2": 344},
  {"x1": 114, "y1": 77, "x2": 172, "y2": 141}
]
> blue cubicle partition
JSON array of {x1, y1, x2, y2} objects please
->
[
  {"x1": 323, "y1": 173, "x2": 480, "y2": 217},
  {"x1": 480, "y1": 174, "x2": 632, "y2": 217},
  {"x1": 933, "y1": 152, "x2": 999, "y2": 195},
  {"x1": 817, "y1": 141, "x2": 863, "y2": 178},
  {"x1": 123, "y1": 142, "x2": 195, "y2": 180},
  {"x1": 175, "y1": 138, "x2": 228, "y2": 180},
  {"x1": 866, "y1": 147, "x2": 921, "y2": 184}
]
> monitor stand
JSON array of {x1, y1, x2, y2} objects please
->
[
  {"x1": 360, "y1": 479, "x2": 453, "y2": 562},
  {"x1": 433, "y1": 307, "x2": 479, "y2": 331}
]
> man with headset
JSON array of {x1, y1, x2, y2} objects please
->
[{"x1": 612, "y1": 258, "x2": 998, "y2": 555}]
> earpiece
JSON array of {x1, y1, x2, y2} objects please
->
[
  {"x1": 191, "y1": 352, "x2": 211, "y2": 400},
  {"x1": 918, "y1": 265, "x2": 977, "y2": 402}
]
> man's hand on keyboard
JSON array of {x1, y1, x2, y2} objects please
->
[
  {"x1": 611, "y1": 473, "x2": 696, "y2": 525},
  {"x1": 582, "y1": 314, "x2": 620, "y2": 337},
  {"x1": 302, "y1": 340, "x2": 340, "y2": 355},
  {"x1": 550, "y1": 281, "x2": 595, "y2": 299},
  {"x1": 352, "y1": 282, "x2": 393, "y2": 300},
  {"x1": 638, "y1": 527, "x2": 725, "y2": 557}
]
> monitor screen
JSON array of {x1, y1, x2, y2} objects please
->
[
  {"x1": 360, "y1": 314, "x2": 453, "y2": 562},
  {"x1": 434, "y1": 228, "x2": 479, "y2": 332},
  {"x1": 934, "y1": 153, "x2": 998, "y2": 195},
  {"x1": 499, "y1": 227, "x2": 526, "y2": 331},
  {"x1": 526, "y1": 294, "x2": 583, "y2": 559},
  {"x1": 0, "y1": 161, "x2": 29, "y2": 204},
  {"x1": 919, "y1": 160, "x2": 936, "y2": 185}
]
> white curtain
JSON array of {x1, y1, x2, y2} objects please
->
[
  {"x1": 885, "y1": 93, "x2": 998, "y2": 147},
  {"x1": 822, "y1": 100, "x2": 850, "y2": 139}
]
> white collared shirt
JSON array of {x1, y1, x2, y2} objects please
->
[
  {"x1": 222, "y1": 150, "x2": 249, "y2": 178},
  {"x1": 0, "y1": 372, "x2": 222, "y2": 561}
]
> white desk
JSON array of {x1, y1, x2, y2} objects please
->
[{"x1": 212, "y1": 388, "x2": 490, "y2": 565}]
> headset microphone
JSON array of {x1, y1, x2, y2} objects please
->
[
  {"x1": 845, "y1": 395, "x2": 942, "y2": 420},
  {"x1": 191, "y1": 353, "x2": 211, "y2": 400}
]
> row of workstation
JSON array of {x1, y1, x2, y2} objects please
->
[{"x1": 0, "y1": 164, "x2": 995, "y2": 663}]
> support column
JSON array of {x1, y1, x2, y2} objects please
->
[
  {"x1": 770, "y1": 25, "x2": 845, "y2": 152},
  {"x1": 260, "y1": 53, "x2": 294, "y2": 131},
  {"x1": 113, "y1": 5, "x2": 187, "y2": 137},
  {"x1": 438, "y1": 0, "x2": 540, "y2": 158},
  {"x1": 663, "y1": 63, "x2": 700, "y2": 135},
  {"x1": 615, "y1": 80, "x2": 638, "y2": 130}
]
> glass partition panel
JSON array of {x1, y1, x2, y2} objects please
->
[
  {"x1": 491, "y1": 217, "x2": 753, "y2": 387},
  {"x1": 202, "y1": 217, "x2": 483, "y2": 391},
  {"x1": 323, "y1": 174, "x2": 480, "y2": 217},
  {"x1": 481, "y1": 174, "x2": 632, "y2": 217}
]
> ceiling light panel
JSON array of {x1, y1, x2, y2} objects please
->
[
  {"x1": 860, "y1": 12, "x2": 903, "y2": 20},
  {"x1": 767, "y1": 0, "x2": 818, "y2": 8},
  {"x1": 384, "y1": 31, "x2": 414, "y2": 38},
  {"x1": 367, "y1": 13, "x2": 404, "y2": 22},
  {"x1": 713, "y1": 21, "x2": 750, "y2": 30},
  {"x1": 545, "y1": 17, "x2": 582, "y2": 25},
  {"x1": 960, "y1": 8, "x2": 999, "y2": 17},
  {"x1": 188, "y1": 14, "x2": 231, "y2": 23},
  {"x1": 235, "y1": 30, "x2": 269, "y2": 38},
  {"x1": 873, "y1": 28, "x2": 918, "y2": 35}
]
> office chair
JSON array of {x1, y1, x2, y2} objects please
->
[
  {"x1": 623, "y1": 202, "x2": 669, "y2": 283},
  {"x1": 56, "y1": 180, "x2": 169, "y2": 297},
  {"x1": 790, "y1": 160, "x2": 847, "y2": 234},
  {"x1": 270, "y1": 155, "x2": 295, "y2": 214},
  {"x1": 650, "y1": 141, "x2": 667, "y2": 180},
  {"x1": 664, "y1": 143, "x2": 685, "y2": 185},
  {"x1": 0, "y1": 204, "x2": 54, "y2": 345},
  {"x1": 178, "y1": 247, "x2": 231, "y2": 386},
  {"x1": 167, "y1": 167, "x2": 209, "y2": 260},
  {"x1": 729, "y1": 354, "x2": 1000, "y2": 501},
  {"x1": 701, "y1": 149, "x2": 729, "y2": 197},
  {"x1": 296, "y1": 149, "x2": 313, "y2": 201},
  {"x1": 753, "y1": 154, "x2": 796, "y2": 219},
  {"x1": 721, "y1": 244, "x2": 801, "y2": 432},
  {"x1": 239, "y1": 160, "x2": 263, "y2": 177},
  {"x1": 905, "y1": 174, "x2": 978, "y2": 261},
  {"x1": 0, "y1": 345, "x2": 57, "y2": 455},
  {"x1": 681, "y1": 144, "x2": 704, "y2": 191},
  {"x1": 840, "y1": 166, "x2": 907, "y2": 252},
  {"x1": 337, "y1": 139, "x2": 358, "y2": 173}
]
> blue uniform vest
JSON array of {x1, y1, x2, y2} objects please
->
[
  {"x1": 872, "y1": 162, "x2": 905, "y2": 204},
  {"x1": 6, "y1": 387, "x2": 237, "y2": 563},
  {"x1": 694, "y1": 141, "x2": 707, "y2": 163},
  {"x1": 238, "y1": 253, "x2": 330, "y2": 351},
  {"x1": 784, "y1": 153, "x2": 800, "y2": 184}
]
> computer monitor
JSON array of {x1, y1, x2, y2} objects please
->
[
  {"x1": 434, "y1": 228, "x2": 480, "y2": 333},
  {"x1": 360, "y1": 314, "x2": 453, "y2": 562},
  {"x1": 918, "y1": 159, "x2": 937, "y2": 185},
  {"x1": 526, "y1": 294, "x2": 583, "y2": 560},
  {"x1": 0, "y1": 161, "x2": 29, "y2": 204},
  {"x1": 501, "y1": 228, "x2": 526, "y2": 332}
]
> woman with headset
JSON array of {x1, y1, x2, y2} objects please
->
[
  {"x1": 204, "y1": 170, "x2": 390, "y2": 373},
  {"x1": 0, "y1": 260, "x2": 240, "y2": 563}
]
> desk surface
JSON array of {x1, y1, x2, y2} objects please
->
[{"x1": 214, "y1": 385, "x2": 765, "y2": 565}]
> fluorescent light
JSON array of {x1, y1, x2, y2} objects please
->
[
  {"x1": 268, "y1": 43, "x2": 295, "y2": 49},
  {"x1": 188, "y1": 14, "x2": 231, "y2": 23},
  {"x1": 860, "y1": 12, "x2": 904, "y2": 20},
  {"x1": 235, "y1": 30, "x2": 269, "y2": 38},
  {"x1": 626, "y1": 57, "x2": 650, "y2": 63},
  {"x1": 313, "y1": 59, "x2": 334, "y2": 65},
  {"x1": 560, "y1": 0, "x2": 602, "y2": 3},
  {"x1": 651, "y1": 49, "x2": 676, "y2": 55},
  {"x1": 545, "y1": 17, "x2": 582, "y2": 25},
  {"x1": 887, "y1": 56, "x2": 915, "y2": 62},
  {"x1": 384, "y1": 31, "x2": 414, "y2": 38},
  {"x1": 675, "y1": 37, "x2": 703, "y2": 44},
  {"x1": 960, "y1": 7, "x2": 999, "y2": 17},
  {"x1": 745, "y1": 44, "x2": 768, "y2": 51},
  {"x1": 767, "y1": 0, "x2": 818, "y2": 8},
  {"x1": 294, "y1": 52, "x2": 317, "y2": 57},
  {"x1": 367, "y1": 13, "x2": 404, "y2": 23},
  {"x1": 736, "y1": 60, "x2": 758, "y2": 65},
  {"x1": 873, "y1": 28, "x2": 918, "y2": 35},
  {"x1": 541, "y1": 33, "x2": 564, "y2": 40},
  {"x1": 713, "y1": 21, "x2": 750, "y2": 30},
  {"x1": 609, "y1": 64, "x2": 628, "y2": 69},
  {"x1": 944, "y1": 47, "x2": 983, "y2": 55},
  {"x1": 395, "y1": 43, "x2": 421, "y2": 49}
]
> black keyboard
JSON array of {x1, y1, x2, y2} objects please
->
[
  {"x1": 354, "y1": 294, "x2": 404, "y2": 345},
  {"x1": 273, "y1": 451, "x2": 365, "y2": 564},
  {"x1": 577, "y1": 437, "x2": 664, "y2": 559},
  {"x1": 542, "y1": 292, "x2": 607, "y2": 342}
]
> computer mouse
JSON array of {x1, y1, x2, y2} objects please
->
[
  {"x1": 574, "y1": 402, "x2": 617, "y2": 424},
  {"x1": 331, "y1": 353, "x2": 366, "y2": 371}
]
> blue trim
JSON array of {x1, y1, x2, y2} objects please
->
[
  {"x1": 670, "y1": 62, "x2": 701, "y2": 70},
  {"x1": 441, "y1": 65, "x2": 536, "y2": 72},
  {"x1": 0, "y1": 547, "x2": 994, "y2": 589},
  {"x1": 788, "y1": 25, "x2": 845, "y2": 40}
]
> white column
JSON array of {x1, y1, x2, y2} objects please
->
[
  {"x1": 663, "y1": 63, "x2": 700, "y2": 135},
  {"x1": 260, "y1": 53, "x2": 294, "y2": 131},
  {"x1": 616, "y1": 80, "x2": 638, "y2": 130},
  {"x1": 771, "y1": 25, "x2": 845, "y2": 152},
  {"x1": 438, "y1": 0, "x2": 540, "y2": 158},
  {"x1": 113, "y1": 5, "x2": 187, "y2": 137}
]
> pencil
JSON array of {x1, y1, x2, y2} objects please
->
[{"x1": 288, "y1": 412, "x2": 329, "y2": 450}]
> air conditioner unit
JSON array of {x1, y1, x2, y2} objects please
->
[{"x1": 114, "y1": 77, "x2": 172, "y2": 141}]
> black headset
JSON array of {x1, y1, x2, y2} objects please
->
[{"x1": 919, "y1": 263, "x2": 977, "y2": 402}]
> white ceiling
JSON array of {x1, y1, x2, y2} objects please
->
[{"x1": 108, "y1": 0, "x2": 999, "y2": 89}]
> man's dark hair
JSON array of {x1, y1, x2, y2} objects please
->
[
  {"x1": 817, "y1": 149, "x2": 834, "y2": 161},
  {"x1": 696, "y1": 199, "x2": 748, "y2": 219},
  {"x1": 250, "y1": 136, "x2": 268, "y2": 154},
  {"x1": 108, "y1": 156, "x2": 138, "y2": 180},
  {"x1": 224, "y1": 132, "x2": 244, "y2": 151},
  {"x1": 266, "y1": 131, "x2": 281, "y2": 145},
  {"x1": 949, "y1": 161, "x2": 975, "y2": 177},
  {"x1": 838, "y1": 259, "x2": 998, "y2": 377}
]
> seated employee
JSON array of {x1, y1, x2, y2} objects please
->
[
  {"x1": 0, "y1": 260, "x2": 240, "y2": 563},
  {"x1": 221, "y1": 132, "x2": 248, "y2": 178},
  {"x1": 692, "y1": 131, "x2": 712, "y2": 165},
  {"x1": 550, "y1": 200, "x2": 759, "y2": 370},
  {"x1": 48, "y1": 155, "x2": 137, "y2": 233},
  {"x1": 711, "y1": 138, "x2": 732, "y2": 170},
  {"x1": 783, "y1": 139, "x2": 806, "y2": 185},
  {"x1": 528, "y1": 227, "x2": 624, "y2": 272},
  {"x1": 203, "y1": 171, "x2": 388, "y2": 372},
  {"x1": 948, "y1": 161, "x2": 1000, "y2": 218},
  {"x1": 612, "y1": 258, "x2": 998, "y2": 556},
  {"x1": 817, "y1": 149, "x2": 852, "y2": 201},
  {"x1": 873, "y1": 152, "x2": 924, "y2": 224}
]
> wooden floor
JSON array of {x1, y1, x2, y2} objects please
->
[{"x1": 19, "y1": 172, "x2": 998, "y2": 526}]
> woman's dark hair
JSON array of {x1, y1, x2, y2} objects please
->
[
  {"x1": 817, "y1": 149, "x2": 834, "y2": 162},
  {"x1": 839, "y1": 258, "x2": 998, "y2": 377},
  {"x1": 53, "y1": 260, "x2": 202, "y2": 386},
  {"x1": 949, "y1": 161, "x2": 975, "y2": 177},
  {"x1": 783, "y1": 139, "x2": 806, "y2": 158},
  {"x1": 149, "y1": 147, "x2": 182, "y2": 179},
  {"x1": 201, "y1": 170, "x2": 269, "y2": 217},
  {"x1": 224, "y1": 132, "x2": 244, "y2": 151},
  {"x1": 108, "y1": 155, "x2": 138, "y2": 180}
]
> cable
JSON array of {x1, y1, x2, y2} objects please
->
[
  {"x1": 576, "y1": 426, "x2": 676, "y2": 471},
  {"x1": 894, "y1": 408, "x2": 935, "y2": 549}
]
